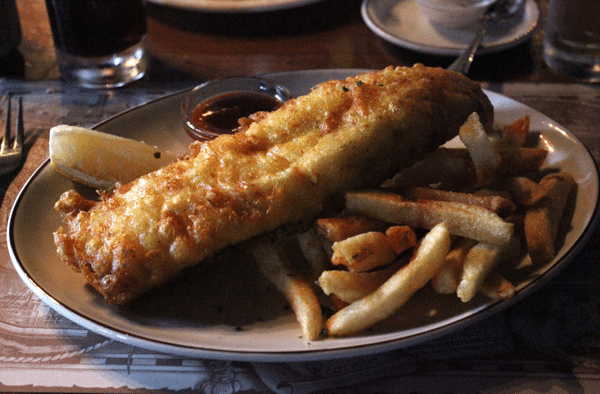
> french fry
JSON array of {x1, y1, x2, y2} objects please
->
[
  {"x1": 295, "y1": 227, "x2": 330, "y2": 281},
  {"x1": 315, "y1": 216, "x2": 388, "y2": 243},
  {"x1": 329, "y1": 294, "x2": 349, "y2": 311},
  {"x1": 405, "y1": 187, "x2": 516, "y2": 217},
  {"x1": 385, "y1": 225, "x2": 417, "y2": 255},
  {"x1": 318, "y1": 261, "x2": 403, "y2": 303},
  {"x1": 459, "y1": 112, "x2": 499, "y2": 187},
  {"x1": 479, "y1": 272, "x2": 516, "y2": 300},
  {"x1": 524, "y1": 172, "x2": 575, "y2": 264},
  {"x1": 326, "y1": 222, "x2": 452, "y2": 337},
  {"x1": 496, "y1": 147, "x2": 548, "y2": 178},
  {"x1": 346, "y1": 189, "x2": 514, "y2": 246},
  {"x1": 473, "y1": 188, "x2": 513, "y2": 202},
  {"x1": 456, "y1": 237, "x2": 520, "y2": 302},
  {"x1": 387, "y1": 148, "x2": 476, "y2": 189},
  {"x1": 331, "y1": 231, "x2": 397, "y2": 272},
  {"x1": 250, "y1": 237, "x2": 323, "y2": 341},
  {"x1": 389, "y1": 145, "x2": 546, "y2": 191},
  {"x1": 431, "y1": 237, "x2": 476, "y2": 294},
  {"x1": 238, "y1": 112, "x2": 576, "y2": 340},
  {"x1": 501, "y1": 115, "x2": 530, "y2": 147},
  {"x1": 502, "y1": 176, "x2": 547, "y2": 206}
]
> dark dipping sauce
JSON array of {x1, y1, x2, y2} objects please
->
[{"x1": 192, "y1": 92, "x2": 284, "y2": 136}]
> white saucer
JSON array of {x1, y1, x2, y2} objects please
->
[{"x1": 361, "y1": 0, "x2": 540, "y2": 56}]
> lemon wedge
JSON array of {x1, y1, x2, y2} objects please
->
[{"x1": 49, "y1": 125, "x2": 176, "y2": 190}]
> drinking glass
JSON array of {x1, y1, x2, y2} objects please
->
[
  {"x1": 45, "y1": 0, "x2": 149, "y2": 88},
  {"x1": 543, "y1": 0, "x2": 600, "y2": 83},
  {"x1": 0, "y1": 0, "x2": 21, "y2": 57}
]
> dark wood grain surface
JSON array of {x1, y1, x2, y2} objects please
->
[{"x1": 3, "y1": 0, "x2": 571, "y2": 85}]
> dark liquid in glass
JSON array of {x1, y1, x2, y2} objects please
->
[{"x1": 45, "y1": 0, "x2": 147, "y2": 57}]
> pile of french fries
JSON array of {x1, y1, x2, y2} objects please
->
[{"x1": 250, "y1": 113, "x2": 575, "y2": 340}]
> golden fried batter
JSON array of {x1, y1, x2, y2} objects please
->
[{"x1": 54, "y1": 65, "x2": 493, "y2": 304}]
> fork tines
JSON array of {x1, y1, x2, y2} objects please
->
[
  {"x1": 0, "y1": 95, "x2": 24, "y2": 176},
  {"x1": 2, "y1": 95, "x2": 23, "y2": 154}
]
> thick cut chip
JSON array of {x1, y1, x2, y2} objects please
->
[
  {"x1": 331, "y1": 231, "x2": 397, "y2": 272},
  {"x1": 346, "y1": 189, "x2": 514, "y2": 246},
  {"x1": 385, "y1": 225, "x2": 417, "y2": 255},
  {"x1": 431, "y1": 237, "x2": 476, "y2": 295},
  {"x1": 315, "y1": 216, "x2": 388, "y2": 243},
  {"x1": 479, "y1": 272, "x2": 516, "y2": 300},
  {"x1": 497, "y1": 116, "x2": 530, "y2": 148},
  {"x1": 404, "y1": 187, "x2": 516, "y2": 217},
  {"x1": 250, "y1": 237, "x2": 323, "y2": 341},
  {"x1": 295, "y1": 227, "x2": 330, "y2": 281},
  {"x1": 388, "y1": 148, "x2": 475, "y2": 189},
  {"x1": 326, "y1": 222, "x2": 451, "y2": 337},
  {"x1": 456, "y1": 237, "x2": 519, "y2": 302},
  {"x1": 459, "y1": 112, "x2": 499, "y2": 187},
  {"x1": 524, "y1": 172, "x2": 575, "y2": 264},
  {"x1": 502, "y1": 176, "x2": 547, "y2": 206},
  {"x1": 318, "y1": 263, "x2": 402, "y2": 304},
  {"x1": 496, "y1": 147, "x2": 548, "y2": 178}
]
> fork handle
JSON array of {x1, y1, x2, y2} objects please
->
[{"x1": 447, "y1": 21, "x2": 489, "y2": 75}]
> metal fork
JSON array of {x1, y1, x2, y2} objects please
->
[{"x1": 0, "y1": 95, "x2": 24, "y2": 176}]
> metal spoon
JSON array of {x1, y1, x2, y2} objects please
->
[{"x1": 447, "y1": 0, "x2": 525, "y2": 75}]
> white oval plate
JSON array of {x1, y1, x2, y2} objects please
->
[
  {"x1": 361, "y1": 0, "x2": 540, "y2": 56},
  {"x1": 8, "y1": 69, "x2": 599, "y2": 362},
  {"x1": 146, "y1": 0, "x2": 324, "y2": 13}
]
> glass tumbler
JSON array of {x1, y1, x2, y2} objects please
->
[
  {"x1": 543, "y1": 0, "x2": 600, "y2": 83},
  {"x1": 45, "y1": 0, "x2": 149, "y2": 88}
]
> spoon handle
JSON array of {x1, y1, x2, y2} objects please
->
[{"x1": 447, "y1": 21, "x2": 489, "y2": 75}]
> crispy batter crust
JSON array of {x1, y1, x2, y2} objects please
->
[{"x1": 54, "y1": 65, "x2": 493, "y2": 304}]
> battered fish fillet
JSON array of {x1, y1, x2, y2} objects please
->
[{"x1": 54, "y1": 65, "x2": 493, "y2": 304}]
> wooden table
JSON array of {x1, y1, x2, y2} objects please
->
[
  {"x1": 6, "y1": 0, "x2": 570, "y2": 85},
  {"x1": 3, "y1": 1, "x2": 600, "y2": 393}
]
